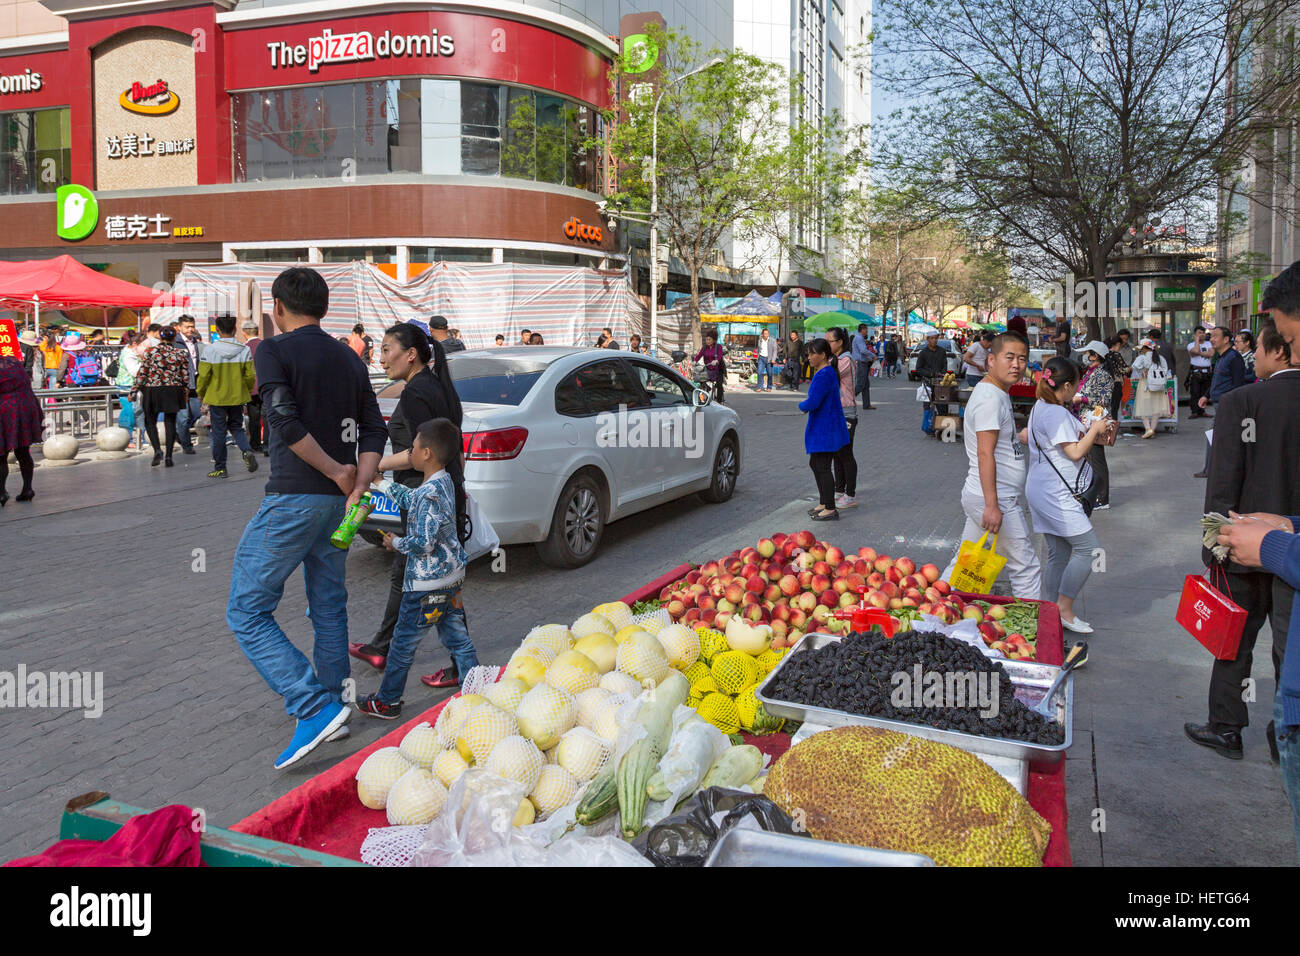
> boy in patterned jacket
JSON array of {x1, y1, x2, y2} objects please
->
[{"x1": 354, "y1": 418, "x2": 478, "y2": 718}]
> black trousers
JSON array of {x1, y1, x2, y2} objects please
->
[
  {"x1": 144, "y1": 412, "x2": 177, "y2": 458},
  {"x1": 1087, "y1": 442, "x2": 1109, "y2": 506},
  {"x1": 810, "y1": 451, "x2": 837, "y2": 510},
  {"x1": 1207, "y1": 570, "x2": 1291, "y2": 731},
  {"x1": 246, "y1": 396, "x2": 264, "y2": 450},
  {"x1": 1188, "y1": 370, "x2": 1212, "y2": 415},
  {"x1": 0, "y1": 445, "x2": 34, "y2": 494},
  {"x1": 832, "y1": 417, "x2": 858, "y2": 498}
]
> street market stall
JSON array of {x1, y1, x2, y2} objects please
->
[
  {"x1": 0, "y1": 255, "x2": 187, "y2": 330},
  {"x1": 232, "y1": 533, "x2": 1073, "y2": 867}
]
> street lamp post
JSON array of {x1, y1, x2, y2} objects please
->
[{"x1": 649, "y1": 57, "x2": 723, "y2": 354}]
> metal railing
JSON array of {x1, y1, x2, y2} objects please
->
[{"x1": 32, "y1": 386, "x2": 123, "y2": 442}]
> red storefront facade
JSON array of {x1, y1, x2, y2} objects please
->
[{"x1": 0, "y1": 0, "x2": 617, "y2": 288}]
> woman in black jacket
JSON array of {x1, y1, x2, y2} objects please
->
[
  {"x1": 351, "y1": 322, "x2": 469, "y2": 686},
  {"x1": 782, "y1": 331, "x2": 805, "y2": 390}
]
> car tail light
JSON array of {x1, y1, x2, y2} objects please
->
[{"x1": 464, "y1": 427, "x2": 528, "y2": 460}]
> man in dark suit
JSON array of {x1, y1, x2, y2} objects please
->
[{"x1": 1185, "y1": 325, "x2": 1299, "y2": 759}]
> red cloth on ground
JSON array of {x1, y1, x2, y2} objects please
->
[{"x1": 6, "y1": 804, "x2": 205, "y2": 867}]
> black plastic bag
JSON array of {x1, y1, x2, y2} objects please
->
[{"x1": 633, "y1": 787, "x2": 807, "y2": 867}]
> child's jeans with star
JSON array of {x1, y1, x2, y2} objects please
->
[{"x1": 378, "y1": 582, "x2": 478, "y2": 703}]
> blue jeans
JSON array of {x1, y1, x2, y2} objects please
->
[
  {"x1": 210, "y1": 404, "x2": 251, "y2": 469},
  {"x1": 227, "y1": 494, "x2": 350, "y2": 720},
  {"x1": 966, "y1": 373, "x2": 983, "y2": 388},
  {"x1": 176, "y1": 394, "x2": 201, "y2": 451},
  {"x1": 43, "y1": 369, "x2": 58, "y2": 389},
  {"x1": 1276, "y1": 694, "x2": 1300, "y2": 862},
  {"x1": 757, "y1": 357, "x2": 774, "y2": 388},
  {"x1": 379, "y1": 585, "x2": 477, "y2": 703}
]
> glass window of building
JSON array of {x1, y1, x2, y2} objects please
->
[
  {"x1": 319, "y1": 246, "x2": 397, "y2": 263},
  {"x1": 233, "y1": 80, "x2": 601, "y2": 189},
  {"x1": 410, "y1": 246, "x2": 494, "y2": 263},
  {"x1": 0, "y1": 107, "x2": 70, "y2": 195},
  {"x1": 233, "y1": 247, "x2": 310, "y2": 262},
  {"x1": 505, "y1": 249, "x2": 586, "y2": 266}
]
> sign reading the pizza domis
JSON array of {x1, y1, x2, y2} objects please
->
[{"x1": 267, "y1": 27, "x2": 455, "y2": 72}]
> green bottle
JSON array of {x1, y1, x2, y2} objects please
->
[{"x1": 330, "y1": 492, "x2": 374, "y2": 549}]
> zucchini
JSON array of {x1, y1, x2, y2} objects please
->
[
  {"x1": 617, "y1": 672, "x2": 689, "y2": 839},
  {"x1": 574, "y1": 765, "x2": 618, "y2": 826},
  {"x1": 646, "y1": 770, "x2": 671, "y2": 802},
  {"x1": 700, "y1": 745, "x2": 764, "y2": 790}
]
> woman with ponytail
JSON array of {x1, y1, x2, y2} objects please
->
[
  {"x1": 1025, "y1": 356, "x2": 1111, "y2": 636},
  {"x1": 351, "y1": 321, "x2": 470, "y2": 688}
]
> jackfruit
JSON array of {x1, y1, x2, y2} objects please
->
[{"x1": 763, "y1": 726, "x2": 1051, "y2": 866}]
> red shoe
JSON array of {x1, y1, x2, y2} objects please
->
[
  {"x1": 420, "y1": 669, "x2": 460, "y2": 689},
  {"x1": 348, "y1": 643, "x2": 386, "y2": 670}
]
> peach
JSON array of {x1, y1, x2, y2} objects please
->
[
  {"x1": 757, "y1": 537, "x2": 777, "y2": 558},
  {"x1": 683, "y1": 607, "x2": 702, "y2": 622},
  {"x1": 920, "y1": 563, "x2": 940, "y2": 584},
  {"x1": 795, "y1": 552, "x2": 816, "y2": 571},
  {"x1": 686, "y1": 570, "x2": 701, "y2": 585},
  {"x1": 666, "y1": 599, "x2": 686, "y2": 618},
  {"x1": 809, "y1": 544, "x2": 828, "y2": 562},
  {"x1": 923, "y1": 586, "x2": 942, "y2": 604},
  {"x1": 717, "y1": 598, "x2": 735, "y2": 614},
  {"x1": 700, "y1": 609, "x2": 717, "y2": 626},
  {"x1": 904, "y1": 588, "x2": 924, "y2": 603},
  {"x1": 812, "y1": 560, "x2": 832, "y2": 577},
  {"x1": 763, "y1": 583, "x2": 782, "y2": 603},
  {"x1": 833, "y1": 578, "x2": 850, "y2": 595},
  {"x1": 726, "y1": 559, "x2": 742, "y2": 574},
  {"x1": 659, "y1": 586, "x2": 674, "y2": 602},
  {"x1": 696, "y1": 594, "x2": 716, "y2": 611},
  {"x1": 853, "y1": 558, "x2": 870, "y2": 575},
  {"x1": 811, "y1": 573, "x2": 831, "y2": 593},
  {"x1": 819, "y1": 589, "x2": 839, "y2": 608},
  {"x1": 722, "y1": 582, "x2": 743, "y2": 604},
  {"x1": 788, "y1": 609, "x2": 808, "y2": 629},
  {"x1": 779, "y1": 574, "x2": 801, "y2": 597},
  {"x1": 742, "y1": 591, "x2": 760, "y2": 607},
  {"x1": 794, "y1": 530, "x2": 816, "y2": 549},
  {"x1": 894, "y1": 556, "x2": 916, "y2": 576},
  {"x1": 963, "y1": 606, "x2": 984, "y2": 622},
  {"x1": 846, "y1": 573, "x2": 866, "y2": 590},
  {"x1": 873, "y1": 555, "x2": 893, "y2": 573},
  {"x1": 798, "y1": 570, "x2": 813, "y2": 590},
  {"x1": 889, "y1": 597, "x2": 904, "y2": 610},
  {"x1": 886, "y1": 566, "x2": 904, "y2": 585},
  {"x1": 714, "y1": 610, "x2": 732, "y2": 628},
  {"x1": 744, "y1": 603, "x2": 766, "y2": 622},
  {"x1": 770, "y1": 619, "x2": 788, "y2": 639},
  {"x1": 795, "y1": 592, "x2": 819, "y2": 613},
  {"x1": 744, "y1": 574, "x2": 764, "y2": 593},
  {"x1": 858, "y1": 546, "x2": 878, "y2": 562},
  {"x1": 933, "y1": 579, "x2": 951, "y2": 595},
  {"x1": 826, "y1": 545, "x2": 844, "y2": 564},
  {"x1": 880, "y1": 581, "x2": 900, "y2": 599},
  {"x1": 772, "y1": 532, "x2": 788, "y2": 547},
  {"x1": 839, "y1": 591, "x2": 858, "y2": 608},
  {"x1": 900, "y1": 597, "x2": 919, "y2": 608},
  {"x1": 865, "y1": 590, "x2": 890, "y2": 609},
  {"x1": 811, "y1": 604, "x2": 831, "y2": 622},
  {"x1": 773, "y1": 604, "x2": 792, "y2": 623},
  {"x1": 866, "y1": 572, "x2": 886, "y2": 589}
]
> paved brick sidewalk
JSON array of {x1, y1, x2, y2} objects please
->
[{"x1": 0, "y1": 374, "x2": 1289, "y2": 864}]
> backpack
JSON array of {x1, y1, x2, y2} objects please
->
[
  {"x1": 68, "y1": 351, "x2": 101, "y2": 386},
  {"x1": 1145, "y1": 357, "x2": 1167, "y2": 392}
]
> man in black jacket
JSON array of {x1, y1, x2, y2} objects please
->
[
  {"x1": 226, "y1": 267, "x2": 387, "y2": 770},
  {"x1": 1193, "y1": 326, "x2": 1248, "y2": 478},
  {"x1": 1185, "y1": 338, "x2": 1299, "y2": 759},
  {"x1": 915, "y1": 332, "x2": 950, "y2": 381}
]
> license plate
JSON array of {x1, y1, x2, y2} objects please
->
[{"x1": 368, "y1": 491, "x2": 402, "y2": 518}]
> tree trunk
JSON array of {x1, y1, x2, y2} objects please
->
[{"x1": 689, "y1": 264, "x2": 703, "y2": 353}]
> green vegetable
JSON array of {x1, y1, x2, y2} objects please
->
[
  {"x1": 574, "y1": 765, "x2": 618, "y2": 826},
  {"x1": 700, "y1": 745, "x2": 765, "y2": 790},
  {"x1": 646, "y1": 770, "x2": 671, "y2": 802},
  {"x1": 617, "y1": 672, "x2": 689, "y2": 839}
]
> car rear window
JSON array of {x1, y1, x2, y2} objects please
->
[{"x1": 446, "y1": 355, "x2": 547, "y2": 406}]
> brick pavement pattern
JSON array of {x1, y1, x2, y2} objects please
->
[{"x1": 0, "y1": 374, "x2": 1290, "y2": 864}]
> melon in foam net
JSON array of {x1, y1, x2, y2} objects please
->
[
  {"x1": 385, "y1": 767, "x2": 448, "y2": 826},
  {"x1": 356, "y1": 747, "x2": 414, "y2": 810}
]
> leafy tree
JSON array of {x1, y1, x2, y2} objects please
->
[
  {"x1": 604, "y1": 25, "x2": 850, "y2": 345},
  {"x1": 871, "y1": 0, "x2": 1300, "y2": 338}
]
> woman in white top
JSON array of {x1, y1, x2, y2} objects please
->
[
  {"x1": 1026, "y1": 357, "x2": 1111, "y2": 634},
  {"x1": 1129, "y1": 338, "x2": 1169, "y2": 438}
]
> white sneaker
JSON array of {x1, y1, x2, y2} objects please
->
[
  {"x1": 1092, "y1": 503, "x2": 1110, "y2": 511},
  {"x1": 836, "y1": 494, "x2": 857, "y2": 509},
  {"x1": 1061, "y1": 616, "x2": 1094, "y2": 634}
]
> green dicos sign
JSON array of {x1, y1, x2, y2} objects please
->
[
  {"x1": 56, "y1": 184, "x2": 98, "y2": 241},
  {"x1": 622, "y1": 33, "x2": 659, "y2": 74}
]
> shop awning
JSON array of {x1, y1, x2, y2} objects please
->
[
  {"x1": 0, "y1": 255, "x2": 188, "y2": 319},
  {"x1": 717, "y1": 290, "x2": 781, "y2": 316}
]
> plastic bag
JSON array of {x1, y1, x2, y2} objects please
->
[
  {"x1": 642, "y1": 709, "x2": 730, "y2": 827},
  {"x1": 408, "y1": 769, "x2": 649, "y2": 867},
  {"x1": 949, "y1": 532, "x2": 1006, "y2": 594},
  {"x1": 633, "y1": 787, "x2": 807, "y2": 867}
]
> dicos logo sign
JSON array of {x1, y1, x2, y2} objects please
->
[
  {"x1": 563, "y1": 216, "x2": 603, "y2": 243},
  {"x1": 56, "y1": 185, "x2": 98, "y2": 241}
]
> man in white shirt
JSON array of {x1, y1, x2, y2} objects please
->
[
  {"x1": 962, "y1": 330, "x2": 993, "y2": 387},
  {"x1": 1187, "y1": 326, "x2": 1213, "y2": 418},
  {"x1": 755, "y1": 328, "x2": 779, "y2": 391},
  {"x1": 941, "y1": 331, "x2": 1042, "y2": 599}
]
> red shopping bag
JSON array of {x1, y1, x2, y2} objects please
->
[{"x1": 1175, "y1": 566, "x2": 1247, "y2": 660}]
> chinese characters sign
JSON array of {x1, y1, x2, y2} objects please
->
[
  {"x1": 0, "y1": 319, "x2": 18, "y2": 360},
  {"x1": 103, "y1": 214, "x2": 204, "y2": 241},
  {"x1": 104, "y1": 134, "x2": 195, "y2": 159}
]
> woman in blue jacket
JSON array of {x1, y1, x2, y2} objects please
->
[{"x1": 799, "y1": 338, "x2": 850, "y2": 521}]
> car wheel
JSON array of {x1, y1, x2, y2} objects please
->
[
  {"x1": 699, "y1": 434, "x2": 739, "y2": 503},
  {"x1": 536, "y1": 472, "x2": 605, "y2": 569},
  {"x1": 359, "y1": 529, "x2": 386, "y2": 548}
]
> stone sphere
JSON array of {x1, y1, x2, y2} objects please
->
[
  {"x1": 43, "y1": 434, "x2": 79, "y2": 460},
  {"x1": 96, "y1": 426, "x2": 131, "y2": 452}
]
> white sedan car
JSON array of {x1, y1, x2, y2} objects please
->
[{"x1": 365, "y1": 347, "x2": 743, "y2": 568}]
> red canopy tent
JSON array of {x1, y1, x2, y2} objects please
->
[{"x1": 0, "y1": 255, "x2": 188, "y2": 328}]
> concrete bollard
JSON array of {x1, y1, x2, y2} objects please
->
[
  {"x1": 42, "y1": 434, "x2": 80, "y2": 466},
  {"x1": 94, "y1": 426, "x2": 132, "y2": 460}
]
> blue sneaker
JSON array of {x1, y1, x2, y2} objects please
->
[{"x1": 274, "y1": 701, "x2": 349, "y2": 770}]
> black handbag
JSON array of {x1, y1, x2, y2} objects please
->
[{"x1": 1029, "y1": 406, "x2": 1100, "y2": 517}]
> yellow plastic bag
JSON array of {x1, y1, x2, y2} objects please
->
[{"x1": 949, "y1": 532, "x2": 1007, "y2": 594}]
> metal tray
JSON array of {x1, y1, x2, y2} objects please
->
[
  {"x1": 756, "y1": 633, "x2": 1073, "y2": 765},
  {"x1": 704, "y1": 828, "x2": 935, "y2": 867}
]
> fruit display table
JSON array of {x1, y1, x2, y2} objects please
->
[{"x1": 233, "y1": 566, "x2": 1072, "y2": 866}]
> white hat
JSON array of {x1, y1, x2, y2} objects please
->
[
  {"x1": 1080, "y1": 340, "x2": 1108, "y2": 360},
  {"x1": 59, "y1": 333, "x2": 85, "y2": 351}
]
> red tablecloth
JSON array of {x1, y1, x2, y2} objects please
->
[{"x1": 235, "y1": 572, "x2": 1071, "y2": 865}]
